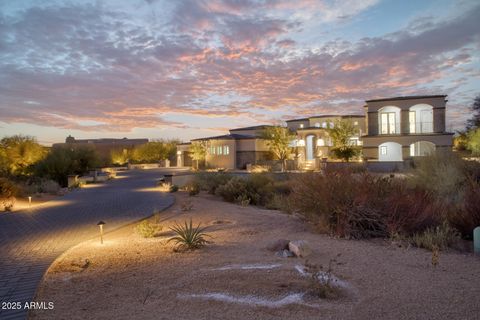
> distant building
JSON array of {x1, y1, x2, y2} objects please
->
[{"x1": 53, "y1": 136, "x2": 149, "y2": 163}]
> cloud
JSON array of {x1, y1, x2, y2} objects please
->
[{"x1": 0, "y1": 1, "x2": 478, "y2": 138}]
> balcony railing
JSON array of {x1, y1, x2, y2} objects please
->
[
  {"x1": 379, "y1": 122, "x2": 401, "y2": 135},
  {"x1": 409, "y1": 122, "x2": 433, "y2": 134}
]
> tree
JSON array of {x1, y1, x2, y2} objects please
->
[
  {"x1": 129, "y1": 140, "x2": 180, "y2": 164},
  {"x1": 0, "y1": 135, "x2": 46, "y2": 176},
  {"x1": 466, "y1": 128, "x2": 480, "y2": 156},
  {"x1": 35, "y1": 146, "x2": 100, "y2": 187},
  {"x1": 327, "y1": 119, "x2": 361, "y2": 162},
  {"x1": 467, "y1": 95, "x2": 480, "y2": 129},
  {"x1": 262, "y1": 126, "x2": 296, "y2": 171},
  {"x1": 189, "y1": 141, "x2": 207, "y2": 170}
]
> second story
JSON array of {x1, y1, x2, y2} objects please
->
[
  {"x1": 286, "y1": 115, "x2": 366, "y2": 136},
  {"x1": 364, "y1": 95, "x2": 448, "y2": 136}
]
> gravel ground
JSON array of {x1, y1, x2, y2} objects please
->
[{"x1": 30, "y1": 192, "x2": 480, "y2": 320}]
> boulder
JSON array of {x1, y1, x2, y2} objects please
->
[
  {"x1": 288, "y1": 240, "x2": 312, "y2": 257},
  {"x1": 266, "y1": 239, "x2": 290, "y2": 252}
]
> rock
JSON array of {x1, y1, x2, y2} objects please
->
[
  {"x1": 275, "y1": 249, "x2": 294, "y2": 258},
  {"x1": 288, "y1": 240, "x2": 312, "y2": 257},
  {"x1": 266, "y1": 239, "x2": 290, "y2": 252}
]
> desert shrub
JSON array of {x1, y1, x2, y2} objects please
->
[
  {"x1": 289, "y1": 169, "x2": 442, "y2": 239},
  {"x1": 264, "y1": 193, "x2": 292, "y2": 212},
  {"x1": 135, "y1": 220, "x2": 161, "y2": 238},
  {"x1": 194, "y1": 172, "x2": 233, "y2": 194},
  {"x1": 37, "y1": 179, "x2": 61, "y2": 194},
  {"x1": 216, "y1": 177, "x2": 258, "y2": 204},
  {"x1": 447, "y1": 179, "x2": 480, "y2": 238},
  {"x1": 409, "y1": 151, "x2": 469, "y2": 204},
  {"x1": 410, "y1": 222, "x2": 460, "y2": 250},
  {"x1": 0, "y1": 178, "x2": 18, "y2": 211},
  {"x1": 185, "y1": 180, "x2": 200, "y2": 196},
  {"x1": 167, "y1": 219, "x2": 210, "y2": 251}
]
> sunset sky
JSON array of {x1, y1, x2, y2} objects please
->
[{"x1": 0, "y1": 0, "x2": 479, "y2": 145}]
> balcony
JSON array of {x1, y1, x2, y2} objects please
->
[
  {"x1": 409, "y1": 122, "x2": 433, "y2": 134},
  {"x1": 379, "y1": 122, "x2": 401, "y2": 135}
]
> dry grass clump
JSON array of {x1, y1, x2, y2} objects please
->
[
  {"x1": 135, "y1": 220, "x2": 162, "y2": 238},
  {"x1": 304, "y1": 259, "x2": 343, "y2": 299}
]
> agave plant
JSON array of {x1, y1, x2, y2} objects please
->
[{"x1": 167, "y1": 219, "x2": 210, "y2": 251}]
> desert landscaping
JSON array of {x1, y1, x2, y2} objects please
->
[{"x1": 30, "y1": 192, "x2": 480, "y2": 320}]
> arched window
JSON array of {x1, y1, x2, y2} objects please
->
[
  {"x1": 378, "y1": 106, "x2": 401, "y2": 134},
  {"x1": 409, "y1": 104, "x2": 433, "y2": 133}
]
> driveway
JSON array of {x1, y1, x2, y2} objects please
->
[{"x1": 0, "y1": 169, "x2": 175, "y2": 320}]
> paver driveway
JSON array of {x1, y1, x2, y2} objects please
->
[{"x1": 0, "y1": 169, "x2": 175, "y2": 320}]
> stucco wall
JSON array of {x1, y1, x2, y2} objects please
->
[
  {"x1": 205, "y1": 139, "x2": 236, "y2": 169},
  {"x1": 365, "y1": 96, "x2": 447, "y2": 135}
]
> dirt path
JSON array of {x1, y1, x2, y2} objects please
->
[{"x1": 31, "y1": 192, "x2": 480, "y2": 320}]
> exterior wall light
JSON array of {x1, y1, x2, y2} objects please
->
[
  {"x1": 177, "y1": 151, "x2": 182, "y2": 155},
  {"x1": 297, "y1": 139, "x2": 306, "y2": 147},
  {"x1": 316, "y1": 139, "x2": 325, "y2": 146},
  {"x1": 97, "y1": 221, "x2": 106, "y2": 244}
]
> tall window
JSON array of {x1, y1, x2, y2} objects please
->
[
  {"x1": 224, "y1": 145, "x2": 229, "y2": 155},
  {"x1": 217, "y1": 146, "x2": 223, "y2": 155},
  {"x1": 381, "y1": 112, "x2": 396, "y2": 134}
]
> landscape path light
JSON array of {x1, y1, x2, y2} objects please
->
[
  {"x1": 28, "y1": 196, "x2": 32, "y2": 208},
  {"x1": 97, "y1": 221, "x2": 106, "y2": 244}
]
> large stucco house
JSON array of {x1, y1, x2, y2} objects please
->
[{"x1": 177, "y1": 95, "x2": 453, "y2": 170}]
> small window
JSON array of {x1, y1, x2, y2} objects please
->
[
  {"x1": 322, "y1": 122, "x2": 327, "y2": 128},
  {"x1": 217, "y1": 146, "x2": 223, "y2": 155},
  {"x1": 381, "y1": 146, "x2": 387, "y2": 155},
  {"x1": 316, "y1": 138, "x2": 325, "y2": 146},
  {"x1": 299, "y1": 124, "x2": 304, "y2": 128},
  {"x1": 329, "y1": 122, "x2": 334, "y2": 128},
  {"x1": 315, "y1": 123, "x2": 320, "y2": 128},
  {"x1": 211, "y1": 146, "x2": 215, "y2": 155},
  {"x1": 354, "y1": 121, "x2": 358, "y2": 126},
  {"x1": 224, "y1": 145, "x2": 229, "y2": 155}
]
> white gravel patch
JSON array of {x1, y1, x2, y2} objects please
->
[
  {"x1": 212, "y1": 264, "x2": 282, "y2": 271},
  {"x1": 295, "y1": 264, "x2": 350, "y2": 289},
  {"x1": 178, "y1": 292, "x2": 306, "y2": 308}
]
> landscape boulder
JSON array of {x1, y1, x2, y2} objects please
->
[
  {"x1": 266, "y1": 239, "x2": 290, "y2": 252},
  {"x1": 288, "y1": 240, "x2": 312, "y2": 257}
]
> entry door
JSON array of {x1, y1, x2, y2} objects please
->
[{"x1": 306, "y1": 135, "x2": 314, "y2": 160}]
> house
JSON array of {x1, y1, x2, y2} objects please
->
[
  {"x1": 361, "y1": 95, "x2": 453, "y2": 161},
  {"x1": 177, "y1": 125, "x2": 272, "y2": 170},
  {"x1": 177, "y1": 94, "x2": 454, "y2": 170},
  {"x1": 287, "y1": 115, "x2": 365, "y2": 169},
  {"x1": 53, "y1": 136, "x2": 149, "y2": 163}
]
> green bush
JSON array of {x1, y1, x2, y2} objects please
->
[
  {"x1": 135, "y1": 220, "x2": 161, "y2": 238},
  {"x1": 410, "y1": 222, "x2": 460, "y2": 250}
]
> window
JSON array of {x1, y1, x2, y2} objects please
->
[
  {"x1": 299, "y1": 124, "x2": 304, "y2": 128},
  {"x1": 410, "y1": 143, "x2": 415, "y2": 156},
  {"x1": 224, "y1": 145, "x2": 229, "y2": 155},
  {"x1": 210, "y1": 146, "x2": 215, "y2": 155},
  {"x1": 316, "y1": 138, "x2": 325, "y2": 146},
  {"x1": 314, "y1": 122, "x2": 320, "y2": 128},
  {"x1": 380, "y1": 146, "x2": 387, "y2": 155},
  {"x1": 354, "y1": 121, "x2": 358, "y2": 126},
  {"x1": 217, "y1": 146, "x2": 223, "y2": 155},
  {"x1": 322, "y1": 122, "x2": 327, "y2": 128},
  {"x1": 329, "y1": 122, "x2": 334, "y2": 128},
  {"x1": 409, "y1": 111, "x2": 416, "y2": 133},
  {"x1": 381, "y1": 112, "x2": 396, "y2": 134}
]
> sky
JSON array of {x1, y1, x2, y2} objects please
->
[{"x1": 0, "y1": 0, "x2": 479, "y2": 145}]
